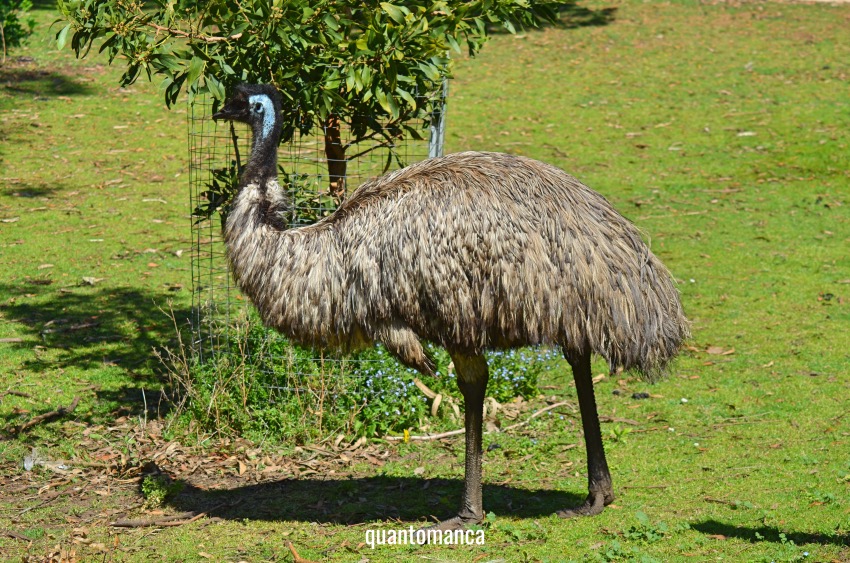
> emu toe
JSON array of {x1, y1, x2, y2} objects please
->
[
  {"x1": 424, "y1": 513, "x2": 484, "y2": 533},
  {"x1": 556, "y1": 490, "x2": 614, "y2": 519}
]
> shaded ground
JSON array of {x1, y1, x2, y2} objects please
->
[{"x1": 0, "y1": 406, "x2": 590, "y2": 560}]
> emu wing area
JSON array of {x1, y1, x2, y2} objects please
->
[{"x1": 335, "y1": 152, "x2": 685, "y2": 375}]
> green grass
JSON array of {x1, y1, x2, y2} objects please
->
[{"x1": 2, "y1": 0, "x2": 849, "y2": 561}]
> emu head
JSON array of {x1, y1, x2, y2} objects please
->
[{"x1": 213, "y1": 84, "x2": 282, "y2": 141}]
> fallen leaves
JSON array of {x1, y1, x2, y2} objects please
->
[{"x1": 21, "y1": 545, "x2": 79, "y2": 562}]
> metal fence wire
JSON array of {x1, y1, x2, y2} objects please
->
[{"x1": 187, "y1": 86, "x2": 448, "y2": 370}]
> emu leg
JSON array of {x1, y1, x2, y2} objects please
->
[
  {"x1": 428, "y1": 353, "x2": 489, "y2": 531},
  {"x1": 558, "y1": 349, "x2": 615, "y2": 518}
]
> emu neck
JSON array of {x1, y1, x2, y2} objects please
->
[
  {"x1": 242, "y1": 122, "x2": 281, "y2": 185},
  {"x1": 230, "y1": 111, "x2": 290, "y2": 232}
]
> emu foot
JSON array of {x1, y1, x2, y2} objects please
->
[
  {"x1": 425, "y1": 513, "x2": 483, "y2": 532},
  {"x1": 410, "y1": 514, "x2": 483, "y2": 545},
  {"x1": 556, "y1": 490, "x2": 614, "y2": 519}
]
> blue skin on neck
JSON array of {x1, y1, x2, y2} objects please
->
[{"x1": 248, "y1": 94, "x2": 276, "y2": 141}]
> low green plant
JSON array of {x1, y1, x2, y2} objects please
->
[
  {"x1": 806, "y1": 489, "x2": 836, "y2": 505},
  {"x1": 837, "y1": 464, "x2": 850, "y2": 483},
  {"x1": 621, "y1": 511, "x2": 689, "y2": 544},
  {"x1": 729, "y1": 499, "x2": 755, "y2": 510},
  {"x1": 485, "y1": 348, "x2": 554, "y2": 403},
  {"x1": 593, "y1": 539, "x2": 660, "y2": 563},
  {"x1": 161, "y1": 309, "x2": 548, "y2": 441},
  {"x1": 476, "y1": 512, "x2": 546, "y2": 545},
  {"x1": 22, "y1": 527, "x2": 45, "y2": 541},
  {"x1": 141, "y1": 475, "x2": 183, "y2": 509},
  {"x1": 608, "y1": 423, "x2": 632, "y2": 444},
  {"x1": 753, "y1": 532, "x2": 810, "y2": 563}
]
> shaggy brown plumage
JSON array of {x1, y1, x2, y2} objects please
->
[
  {"x1": 227, "y1": 150, "x2": 688, "y2": 379},
  {"x1": 213, "y1": 83, "x2": 689, "y2": 529}
]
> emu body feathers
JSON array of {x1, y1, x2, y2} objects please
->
[{"x1": 225, "y1": 151, "x2": 688, "y2": 380}]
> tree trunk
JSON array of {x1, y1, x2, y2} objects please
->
[{"x1": 323, "y1": 114, "x2": 347, "y2": 205}]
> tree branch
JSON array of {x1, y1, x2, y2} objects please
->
[
  {"x1": 12, "y1": 396, "x2": 80, "y2": 434},
  {"x1": 386, "y1": 400, "x2": 576, "y2": 442},
  {"x1": 147, "y1": 22, "x2": 242, "y2": 43}
]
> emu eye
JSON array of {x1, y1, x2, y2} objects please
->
[{"x1": 254, "y1": 102, "x2": 263, "y2": 113}]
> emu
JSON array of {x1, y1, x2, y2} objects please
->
[{"x1": 213, "y1": 84, "x2": 689, "y2": 530}]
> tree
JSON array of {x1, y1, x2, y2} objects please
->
[
  {"x1": 57, "y1": 0, "x2": 560, "y2": 202},
  {"x1": 1, "y1": 0, "x2": 35, "y2": 63}
]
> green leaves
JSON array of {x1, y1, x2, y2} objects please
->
[
  {"x1": 186, "y1": 56, "x2": 205, "y2": 88},
  {"x1": 375, "y1": 88, "x2": 399, "y2": 119},
  {"x1": 379, "y1": 3, "x2": 409, "y2": 25},
  {"x1": 205, "y1": 74, "x2": 226, "y2": 102},
  {"x1": 395, "y1": 87, "x2": 416, "y2": 108},
  {"x1": 322, "y1": 12, "x2": 339, "y2": 31},
  {"x1": 55, "y1": 23, "x2": 71, "y2": 50},
  {"x1": 56, "y1": 0, "x2": 560, "y2": 149},
  {"x1": 57, "y1": 0, "x2": 559, "y2": 104}
]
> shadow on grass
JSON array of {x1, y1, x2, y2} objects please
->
[
  {"x1": 0, "y1": 283, "x2": 191, "y2": 422},
  {"x1": 557, "y1": 3, "x2": 617, "y2": 29},
  {"x1": 2, "y1": 182, "x2": 66, "y2": 198},
  {"x1": 0, "y1": 66, "x2": 94, "y2": 98},
  {"x1": 0, "y1": 283, "x2": 190, "y2": 371},
  {"x1": 167, "y1": 476, "x2": 583, "y2": 525},
  {"x1": 487, "y1": 2, "x2": 616, "y2": 34},
  {"x1": 692, "y1": 520, "x2": 849, "y2": 548}
]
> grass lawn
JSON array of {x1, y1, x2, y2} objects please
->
[{"x1": 1, "y1": 0, "x2": 849, "y2": 561}]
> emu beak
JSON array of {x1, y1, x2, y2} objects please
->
[
  {"x1": 212, "y1": 101, "x2": 247, "y2": 122},
  {"x1": 212, "y1": 107, "x2": 234, "y2": 121}
]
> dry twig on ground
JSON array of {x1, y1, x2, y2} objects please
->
[
  {"x1": 11, "y1": 396, "x2": 80, "y2": 434},
  {"x1": 386, "y1": 400, "x2": 576, "y2": 442},
  {"x1": 111, "y1": 502, "x2": 230, "y2": 528}
]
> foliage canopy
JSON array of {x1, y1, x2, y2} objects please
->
[
  {"x1": 57, "y1": 0, "x2": 561, "y2": 138},
  {"x1": 1, "y1": 0, "x2": 35, "y2": 58}
]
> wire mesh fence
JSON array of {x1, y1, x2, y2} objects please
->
[{"x1": 187, "y1": 85, "x2": 448, "y2": 368}]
